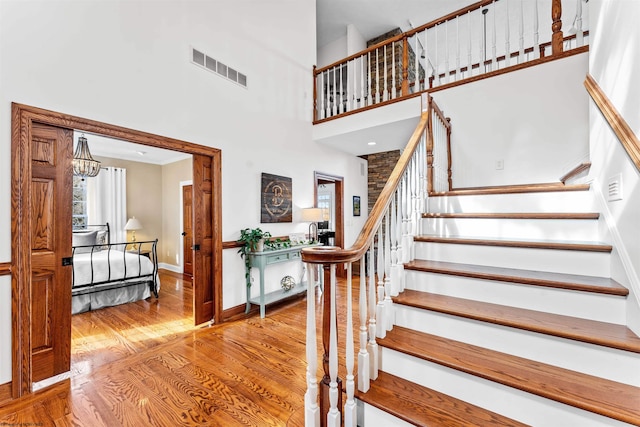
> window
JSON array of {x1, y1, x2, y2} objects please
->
[{"x1": 72, "y1": 176, "x2": 87, "y2": 229}]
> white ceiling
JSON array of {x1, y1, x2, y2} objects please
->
[
  {"x1": 77, "y1": 132, "x2": 191, "y2": 166},
  {"x1": 316, "y1": 0, "x2": 475, "y2": 48}
]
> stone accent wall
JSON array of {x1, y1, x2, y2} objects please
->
[
  {"x1": 367, "y1": 28, "x2": 425, "y2": 98},
  {"x1": 361, "y1": 150, "x2": 402, "y2": 214}
]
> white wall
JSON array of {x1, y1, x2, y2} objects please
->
[
  {"x1": 588, "y1": 0, "x2": 640, "y2": 333},
  {"x1": 434, "y1": 52, "x2": 590, "y2": 188},
  {"x1": 0, "y1": 0, "x2": 368, "y2": 384},
  {"x1": 347, "y1": 24, "x2": 366, "y2": 55},
  {"x1": 317, "y1": 35, "x2": 348, "y2": 68}
]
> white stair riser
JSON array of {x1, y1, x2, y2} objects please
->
[
  {"x1": 428, "y1": 191, "x2": 594, "y2": 214},
  {"x1": 379, "y1": 348, "x2": 634, "y2": 427},
  {"x1": 414, "y1": 242, "x2": 611, "y2": 277},
  {"x1": 357, "y1": 402, "x2": 414, "y2": 427},
  {"x1": 393, "y1": 305, "x2": 640, "y2": 387},
  {"x1": 422, "y1": 217, "x2": 601, "y2": 241},
  {"x1": 404, "y1": 270, "x2": 626, "y2": 324}
]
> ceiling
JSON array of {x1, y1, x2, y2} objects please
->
[
  {"x1": 316, "y1": 0, "x2": 475, "y2": 48},
  {"x1": 77, "y1": 132, "x2": 190, "y2": 166}
]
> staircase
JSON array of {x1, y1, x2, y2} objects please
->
[{"x1": 355, "y1": 183, "x2": 640, "y2": 426}]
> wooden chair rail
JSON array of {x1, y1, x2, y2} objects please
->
[
  {"x1": 0, "y1": 262, "x2": 10, "y2": 276},
  {"x1": 584, "y1": 74, "x2": 640, "y2": 173},
  {"x1": 301, "y1": 112, "x2": 429, "y2": 264}
]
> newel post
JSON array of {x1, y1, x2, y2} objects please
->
[
  {"x1": 401, "y1": 35, "x2": 409, "y2": 96},
  {"x1": 320, "y1": 263, "x2": 342, "y2": 425},
  {"x1": 551, "y1": 0, "x2": 563, "y2": 55}
]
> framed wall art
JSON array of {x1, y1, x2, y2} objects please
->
[
  {"x1": 261, "y1": 173, "x2": 293, "y2": 223},
  {"x1": 353, "y1": 195, "x2": 361, "y2": 216}
]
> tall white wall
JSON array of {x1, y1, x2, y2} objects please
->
[
  {"x1": 588, "y1": 0, "x2": 640, "y2": 333},
  {"x1": 0, "y1": 0, "x2": 368, "y2": 384},
  {"x1": 434, "y1": 53, "x2": 590, "y2": 188}
]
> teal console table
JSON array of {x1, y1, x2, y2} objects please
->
[{"x1": 245, "y1": 244, "x2": 319, "y2": 318}]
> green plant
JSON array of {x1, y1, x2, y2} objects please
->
[
  {"x1": 265, "y1": 237, "x2": 291, "y2": 250},
  {"x1": 238, "y1": 228, "x2": 271, "y2": 288}
]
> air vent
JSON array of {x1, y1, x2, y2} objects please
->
[
  {"x1": 191, "y1": 47, "x2": 247, "y2": 88},
  {"x1": 607, "y1": 173, "x2": 623, "y2": 201}
]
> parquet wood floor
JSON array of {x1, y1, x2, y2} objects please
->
[{"x1": 0, "y1": 269, "x2": 344, "y2": 426}]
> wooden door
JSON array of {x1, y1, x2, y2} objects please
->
[
  {"x1": 192, "y1": 155, "x2": 215, "y2": 325},
  {"x1": 182, "y1": 184, "x2": 193, "y2": 277},
  {"x1": 30, "y1": 122, "x2": 73, "y2": 382}
]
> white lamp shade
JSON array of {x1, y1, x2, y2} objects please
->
[
  {"x1": 125, "y1": 217, "x2": 143, "y2": 231},
  {"x1": 301, "y1": 208, "x2": 324, "y2": 222}
]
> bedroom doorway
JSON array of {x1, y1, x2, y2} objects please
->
[{"x1": 11, "y1": 103, "x2": 223, "y2": 397}]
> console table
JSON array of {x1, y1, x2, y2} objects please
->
[{"x1": 245, "y1": 244, "x2": 319, "y2": 318}]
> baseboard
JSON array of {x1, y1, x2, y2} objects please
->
[
  {"x1": 158, "y1": 262, "x2": 182, "y2": 274},
  {"x1": 592, "y1": 178, "x2": 640, "y2": 334},
  {"x1": 0, "y1": 381, "x2": 11, "y2": 403}
]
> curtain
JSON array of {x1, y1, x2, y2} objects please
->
[{"x1": 87, "y1": 167, "x2": 127, "y2": 243}]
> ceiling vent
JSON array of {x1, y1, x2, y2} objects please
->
[{"x1": 191, "y1": 47, "x2": 247, "y2": 88}]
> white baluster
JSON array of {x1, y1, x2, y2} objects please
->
[
  {"x1": 327, "y1": 264, "x2": 340, "y2": 427},
  {"x1": 367, "y1": 52, "x2": 373, "y2": 105},
  {"x1": 479, "y1": 9, "x2": 485, "y2": 73},
  {"x1": 384, "y1": 212, "x2": 394, "y2": 331},
  {"x1": 467, "y1": 11, "x2": 472, "y2": 78},
  {"x1": 576, "y1": 0, "x2": 584, "y2": 47},
  {"x1": 305, "y1": 262, "x2": 320, "y2": 427},
  {"x1": 505, "y1": 0, "x2": 511, "y2": 67},
  {"x1": 324, "y1": 71, "x2": 331, "y2": 119},
  {"x1": 395, "y1": 187, "x2": 405, "y2": 292},
  {"x1": 332, "y1": 68, "x2": 337, "y2": 116},
  {"x1": 360, "y1": 55, "x2": 365, "y2": 109},
  {"x1": 318, "y1": 72, "x2": 324, "y2": 120},
  {"x1": 456, "y1": 17, "x2": 460, "y2": 81},
  {"x1": 532, "y1": 0, "x2": 539, "y2": 59},
  {"x1": 375, "y1": 49, "x2": 380, "y2": 104},
  {"x1": 391, "y1": 42, "x2": 396, "y2": 98},
  {"x1": 445, "y1": 21, "x2": 450, "y2": 83},
  {"x1": 376, "y1": 227, "x2": 386, "y2": 338},
  {"x1": 344, "y1": 263, "x2": 356, "y2": 427},
  {"x1": 435, "y1": 23, "x2": 440, "y2": 85},
  {"x1": 424, "y1": 28, "x2": 430, "y2": 86},
  {"x1": 367, "y1": 249, "x2": 378, "y2": 380},
  {"x1": 519, "y1": 0, "x2": 525, "y2": 63},
  {"x1": 491, "y1": 1, "x2": 497, "y2": 70},
  {"x1": 414, "y1": 35, "x2": 419, "y2": 91},
  {"x1": 383, "y1": 45, "x2": 388, "y2": 102},
  {"x1": 352, "y1": 58, "x2": 357, "y2": 111},
  {"x1": 339, "y1": 65, "x2": 344, "y2": 114},
  {"x1": 358, "y1": 256, "x2": 370, "y2": 392},
  {"x1": 390, "y1": 195, "x2": 399, "y2": 297},
  {"x1": 402, "y1": 174, "x2": 411, "y2": 264}
]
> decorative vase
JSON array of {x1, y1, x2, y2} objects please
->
[{"x1": 255, "y1": 238, "x2": 265, "y2": 252}]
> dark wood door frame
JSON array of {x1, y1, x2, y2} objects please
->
[
  {"x1": 10, "y1": 103, "x2": 223, "y2": 398},
  {"x1": 313, "y1": 171, "x2": 344, "y2": 252}
]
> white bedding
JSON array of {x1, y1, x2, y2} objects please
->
[{"x1": 72, "y1": 249, "x2": 160, "y2": 314}]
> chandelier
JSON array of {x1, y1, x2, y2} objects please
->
[{"x1": 72, "y1": 134, "x2": 101, "y2": 179}]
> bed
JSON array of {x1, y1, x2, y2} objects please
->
[{"x1": 71, "y1": 224, "x2": 160, "y2": 314}]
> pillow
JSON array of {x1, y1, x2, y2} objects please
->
[
  {"x1": 72, "y1": 230, "x2": 98, "y2": 254},
  {"x1": 96, "y1": 230, "x2": 108, "y2": 249}
]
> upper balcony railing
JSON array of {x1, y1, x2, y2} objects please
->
[{"x1": 313, "y1": 0, "x2": 589, "y2": 124}]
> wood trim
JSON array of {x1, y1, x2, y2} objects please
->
[
  {"x1": 313, "y1": 47, "x2": 588, "y2": 126},
  {"x1": 585, "y1": 74, "x2": 640, "y2": 172},
  {"x1": 302, "y1": 112, "x2": 429, "y2": 264},
  {"x1": 423, "y1": 212, "x2": 600, "y2": 220},
  {"x1": 431, "y1": 183, "x2": 590, "y2": 197},
  {"x1": 560, "y1": 162, "x2": 591, "y2": 183},
  {"x1": 11, "y1": 103, "x2": 223, "y2": 397},
  {"x1": 0, "y1": 382, "x2": 11, "y2": 405},
  {"x1": 414, "y1": 235, "x2": 613, "y2": 253},
  {"x1": 0, "y1": 263, "x2": 10, "y2": 276}
]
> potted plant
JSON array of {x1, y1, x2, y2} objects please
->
[{"x1": 238, "y1": 228, "x2": 271, "y2": 288}]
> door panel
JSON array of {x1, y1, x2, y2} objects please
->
[
  {"x1": 29, "y1": 122, "x2": 73, "y2": 383},
  {"x1": 182, "y1": 185, "x2": 193, "y2": 277},
  {"x1": 192, "y1": 155, "x2": 214, "y2": 325}
]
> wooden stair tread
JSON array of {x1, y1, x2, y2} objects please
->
[
  {"x1": 379, "y1": 326, "x2": 640, "y2": 425},
  {"x1": 414, "y1": 235, "x2": 612, "y2": 252},
  {"x1": 430, "y1": 183, "x2": 590, "y2": 197},
  {"x1": 422, "y1": 212, "x2": 599, "y2": 220},
  {"x1": 404, "y1": 259, "x2": 628, "y2": 296},
  {"x1": 355, "y1": 371, "x2": 529, "y2": 427},
  {"x1": 395, "y1": 290, "x2": 640, "y2": 353}
]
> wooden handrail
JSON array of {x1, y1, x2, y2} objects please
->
[
  {"x1": 585, "y1": 74, "x2": 640, "y2": 172},
  {"x1": 314, "y1": 0, "x2": 497, "y2": 75},
  {"x1": 302, "y1": 112, "x2": 429, "y2": 264}
]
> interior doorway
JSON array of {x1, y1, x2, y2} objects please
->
[
  {"x1": 10, "y1": 103, "x2": 222, "y2": 397},
  {"x1": 313, "y1": 171, "x2": 344, "y2": 251}
]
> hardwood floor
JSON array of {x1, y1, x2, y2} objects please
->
[{"x1": 0, "y1": 269, "x2": 335, "y2": 426}]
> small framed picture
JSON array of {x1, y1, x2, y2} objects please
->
[{"x1": 353, "y1": 196, "x2": 361, "y2": 216}]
